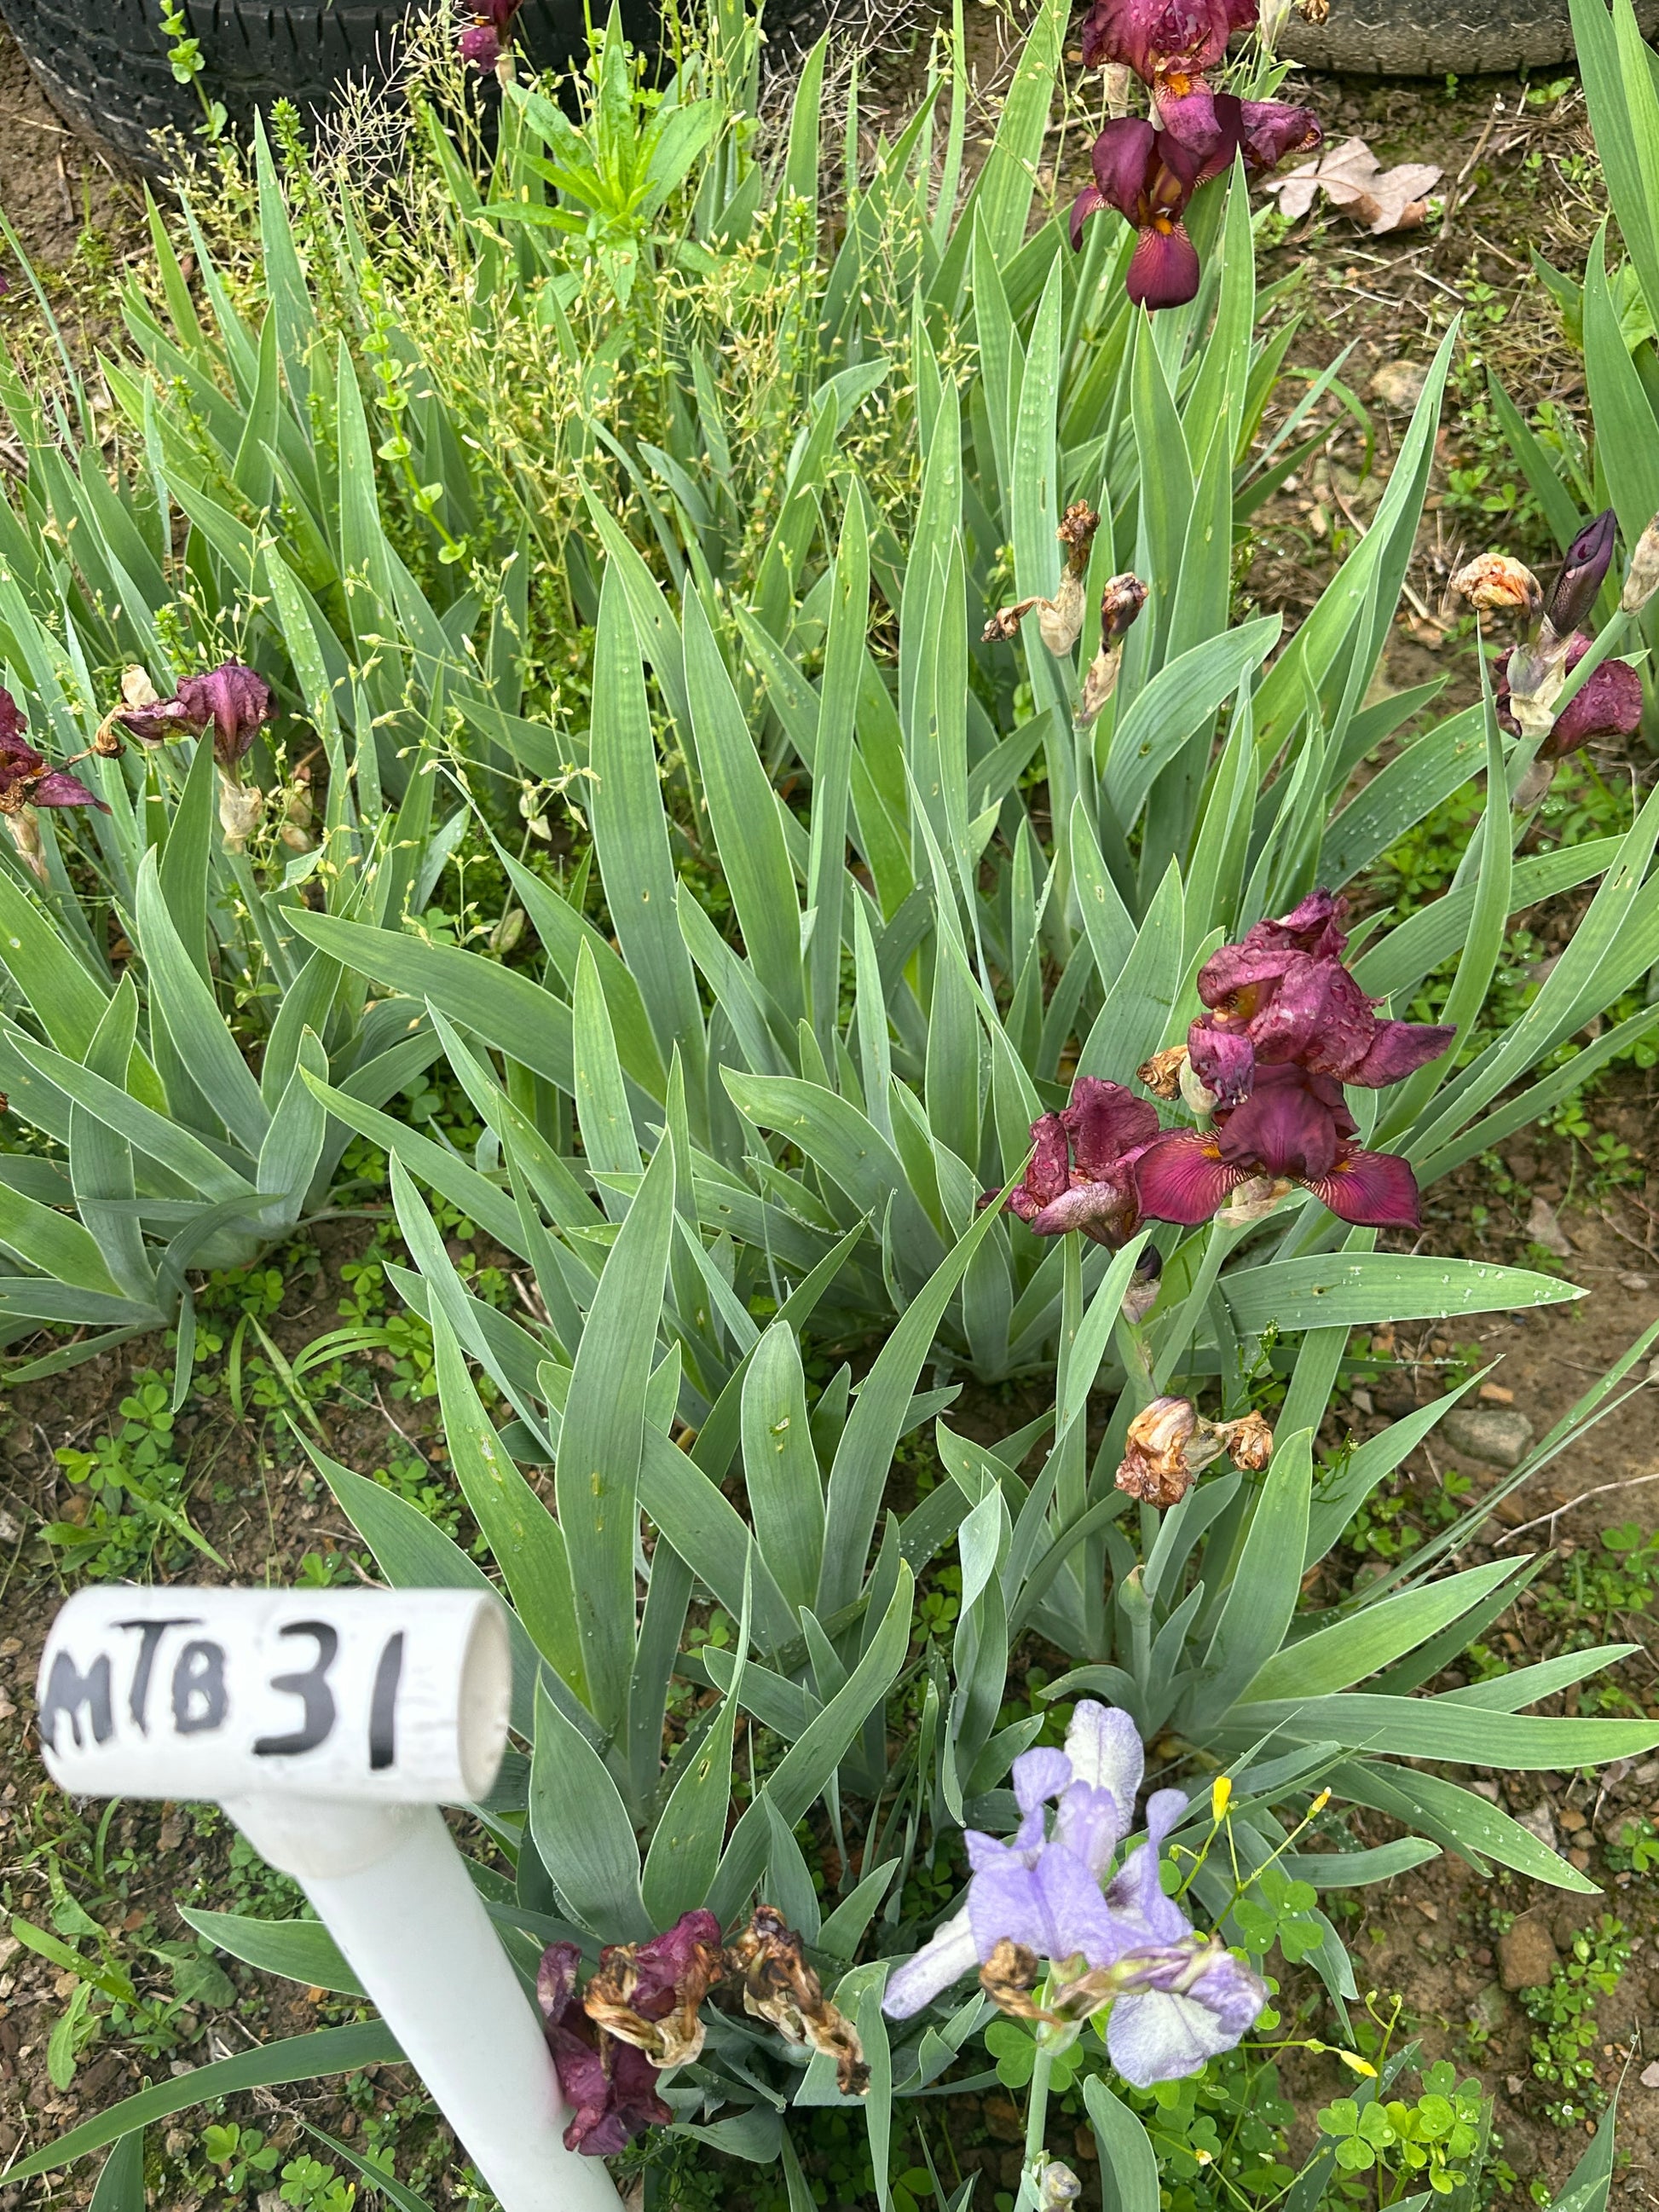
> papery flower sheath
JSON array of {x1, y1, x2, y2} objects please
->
[
  {"x1": 580, "y1": 1909, "x2": 726, "y2": 2071},
  {"x1": 986, "y1": 1077, "x2": 1160, "y2": 1248},
  {"x1": 1135, "y1": 1063, "x2": 1424, "y2": 1230},
  {"x1": 1185, "y1": 889, "x2": 1454, "y2": 1105},
  {"x1": 1495, "y1": 632, "x2": 1643, "y2": 763},
  {"x1": 537, "y1": 1943, "x2": 672, "y2": 2156}
]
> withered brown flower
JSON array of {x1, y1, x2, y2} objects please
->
[{"x1": 725, "y1": 1905, "x2": 869, "y2": 2096}]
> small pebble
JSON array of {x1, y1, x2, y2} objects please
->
[
  {"x1": 1621, "y1": 1272, "x2": 1650, "y2": 1291},
  {"x1": 1569, "y1": 1847, "x2": 1592, "y2": 1871},
  {"x1": 1478, "y1": 1382, "x2": 1514, "y2": 1404}
]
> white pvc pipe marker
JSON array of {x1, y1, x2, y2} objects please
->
[{"x1": 38, "y1": 1586, "x2": 621, "y2": 2212}]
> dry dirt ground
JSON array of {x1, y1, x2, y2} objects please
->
[{"x1": 2, "y1": 9, "x2": 1658, "y2": 2211}]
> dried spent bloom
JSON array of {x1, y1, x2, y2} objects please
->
[
  {"x1": 1115, "y1": 1398, "x2": 1273, "y2": 1506},
  {"x1": 537, "y1": 1943, "x2": 672, "y2": 2157},
  {"x1": 1622, "y1": 515, "x2": 1659, "y2": 615},
  {"x1": 581, "y1": 1909, "x2": 727, "y2": 2071},
  {"x1": 1451, "y1": 552, "x2": 1542, "y2": 624},
  {"x1": 985, "y1": 505, "x2": 1102, "y2": 655},
  {"x1": 1040, "y1": 2163, "x2": 1084, "y2": 2211},
  {"x1": 1138, "y1": 1047, "x2": 1188, "y2": 1100},
  {"x1": 1101, "y1": 572, "x2": 1150, "y2": 644},
  {"x1": 1545, "y1": 508, "x2": 1616, "y2": 637},
  {"x1": 1299, "y1": 0, "x2": 1330, "y2": 19},
  {"x1": 1135, "y1": 1063, "x2": 1425, "y2": 1231},
  {"x1": 725, "y1": 1907, "x2": 869, "y2": 2096},
  {"x1": 1116, "y1": 1396, "x2": 1203, "y2": 1507}
]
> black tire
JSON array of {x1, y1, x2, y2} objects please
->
[
  {"x1": 0, "y1": 0, "x2": 646, "y2": 171},
  {"x1": 1280, "y1": 0, "x2": 1659, "y2": 76}
]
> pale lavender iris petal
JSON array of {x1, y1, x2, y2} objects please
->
[
  {"x1": 1051, "y1": 1783, "x2": 1124, "y2": 1879},
  {"x1": 1107, "y1": 1984, "x2": 1246, "y2": 2087},
  {"x1": 882, "y1": 1906, "x2": 979, "y2": 2019},
  {"x1": 1303, "y1": 1146, "x2": 1423, "y2": 1231},
  {"x1": 1011, "y1": 1747, "x2": 1075, "y2": 1851},
  {"x1": 1104, "y1": 1795, "x2": 1193, "y2": 1949},
  {"x1": 1062, "y1": 1701, "x2": 1144, "y2": 1809}
]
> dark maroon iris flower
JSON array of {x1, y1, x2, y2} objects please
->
[
  {"x1": 1186, "y1": 889, "x2": 1454, "y2": 1106},
  {"x1": 990, "y1": 1076, "x2": 1162, "y2": 1246},
  {"x1": 1079, "y1": 0, "x2": 1259, "y2": 90},
  {"x1": 1161, "y1": 87, "x2": 1321, "y2": 174},
  {"x1": 118, "y1": 660, "x2": 273, "y2": 772},
  {"x1": 1072, "y1": 94, "x2": 1321, "y2": 308},
  {"x1": 536, "y1": 1943, "x2": 673, "y2": 2157},
  {"x1": 1495, "y1": 633, "x2": 1643, "y2": 763},
  {"x1": 1071, "y1": 118, "x2": 1213, "y2": 307},
  {"x1": 1135, "y1": 1064, "x2": 1424, "y2": 1230},
  {"x1": 461, "y1": 0, "x2": 523, "y2": 70},
  {"x1": 0, "y1": 689, "x2": 108, "y2": 814}
]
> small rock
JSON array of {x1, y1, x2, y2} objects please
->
[
  {"x1": 1498, "y1": 1915, "x2": 1558, "y2": 1990},
  {"x1": 1374, "y1": 1378, "x2": 1419, "y2": 1417},
  {"x1": 1634, "y1": 1759, "x2": 1659, "y2": 1784},
  {"x1": 1526, "y1": 1194, "x2": 1574, "y2": 1256},
  {"x1": 984, "y1": 2097, "x2": 1023, "y2": 2144},
  {"x1": 1443, "y1": 1406, "x2": 1535, "y2": 1469},
  {"x1": 0, "y1": 1510, "x2": 19, "y2": 1545},
  {"x1": 1478, "y1": 1382, "x2": 1515, "y2": 1404},
  {"x1": 1641, "y1": 2059, "x2": 1659, "y2": 2090},
  {"x1": 1371, "y1": 359, "x2": 1429, "y2": 410},
  {"x1": 1569, "y1": 1847, "x2": 1592, "y2": 1871},
  {"x1": 1621, "y1": 1273, "x2": 1650, "y2": 1292},
  {"x1": 1493, "y1": 1493, "x2": 1534, "y2": 1528},
  {"x1": 1471, "y1": 1779, "x2": 1501, "y2": 1802},
  {"x1": 1506, "y1": 2075, "x2": 1526, "y2": 2097},
  {"x1": 1468, "y1": 1981, "x2": 1508, "y2": 2031},
  {"x1": 1517, "y1": 1801, "x2": 1558, "y2": 1851},
  {"x1": 1558, "y1": 1806, "x2": 1587, "y2": 1832},
  {"x1": 1350, "y1": 1385, "x2": 1374, "y2": 1415}
]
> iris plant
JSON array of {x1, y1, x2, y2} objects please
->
[{"x1": 882, "y1": 1701, "x2": 1267, "y2": 2088}]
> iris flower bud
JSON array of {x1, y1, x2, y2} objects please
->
[{"x1": 1545, "y1": 509, "x2": 1616, "y2": 635}]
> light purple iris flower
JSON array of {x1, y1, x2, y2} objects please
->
[{"x1": 882, "y1": 1702, "x2": 1267, "y2": 2087}]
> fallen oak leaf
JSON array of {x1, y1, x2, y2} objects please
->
[{"x1": 1266, "y1": 135, "x2": 1442, "y2": 235}]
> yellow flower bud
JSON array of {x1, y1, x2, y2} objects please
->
[
  {"x1": 1211, "y1": 1776, "x2": 1233, "y2": 1822},
  {"x1": 1338, "y1": 2051, "x2": 1379, "y2": 2078}
]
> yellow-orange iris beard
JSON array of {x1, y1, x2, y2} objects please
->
[{"x1": 1153, "y1": 215, "x2": 1176, "y2": 234}]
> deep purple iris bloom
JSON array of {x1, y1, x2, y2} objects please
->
[
  {"x1": 0, "y1": 690, "x2": 108, "y2": 814},
  {"x1": 1185, "y1": 889, "x2": 1454, "y2": 1106},
  {"x1": 1495, "y1": 634, "x2": 1644, "y2": 763},
  {"x1": 1079, "y1": 0, "x2": 1259, "y2": 90},
  {"x1": 537, "y1": 1942, "x2": 673, "y2": 2156},
  {"x1": 1135, "y1": 1063, "x2": 1424, "y2": 1229},
  {"x1": 1072, "y1": 94, "x2": 1321, "y2": 308},
  {"x1": 991, "y1": 1077, "x2": 1161, "y2": 1246},
  {"x1": 882, "y1": 1701, "x2": 1266, "y2": 2087},
  {"x1": 118, "y1": 660, "x2": 274, "y2": 772}
]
